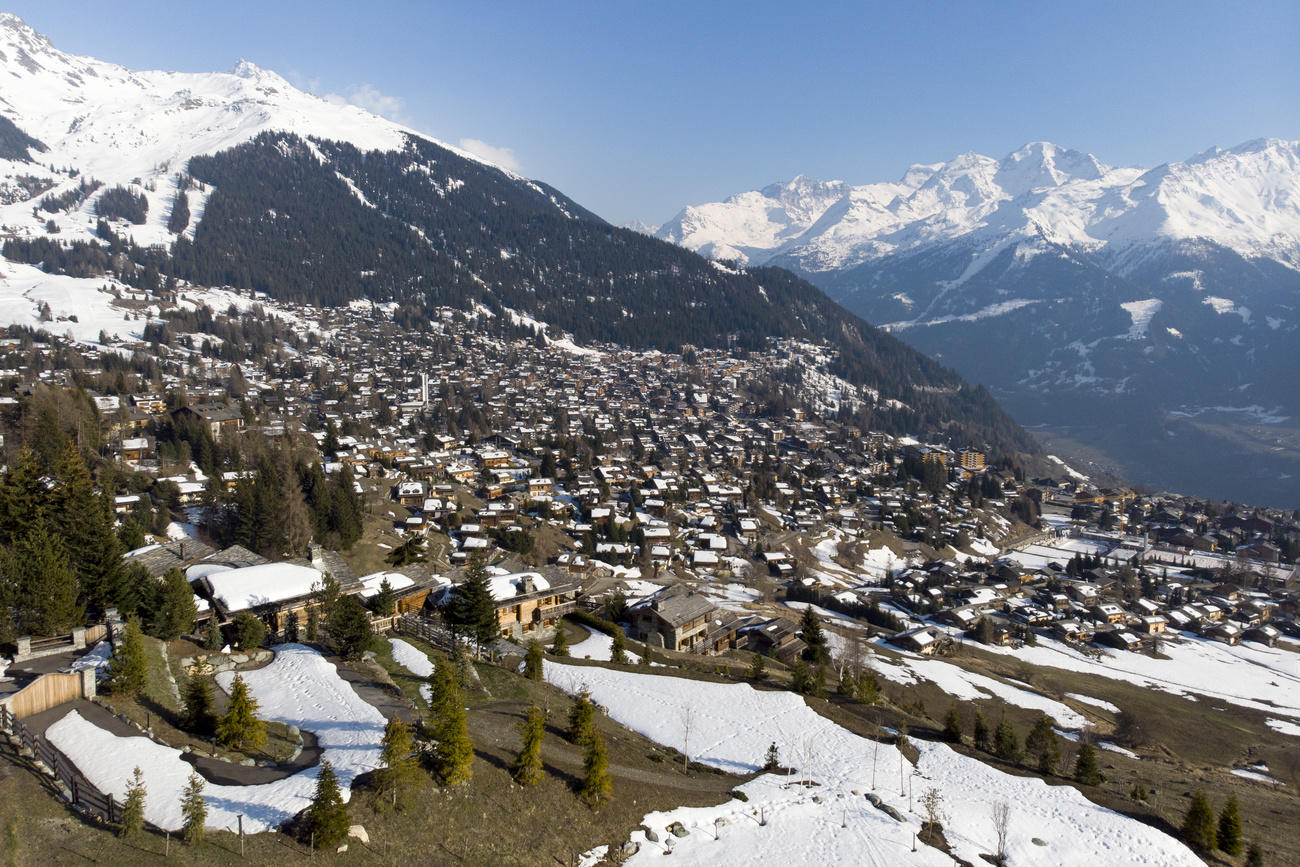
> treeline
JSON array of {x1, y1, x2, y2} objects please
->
[
  {"x1": 202, "y1": 445, "x2": 364, "y2": 559},
  {"x1": 0, "y1": 444, "x2": 161, "y2": 641},
  {"x1": 96, "y1": 185, "x2": 149, "y2": 224}
]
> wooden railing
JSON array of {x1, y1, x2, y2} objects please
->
[{"x1": 0, "y1": 704, "x2": 128, "y2": 828}]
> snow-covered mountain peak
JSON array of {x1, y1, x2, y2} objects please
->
[{"x1": 658, "y1": 138, "x2": 1300, "y2": 273}]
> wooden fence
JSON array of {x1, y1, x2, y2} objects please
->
[
  {"x1": 4, "y1": 671, "x2": 91, "y2": 720},
  {"x1": 395, "y1": 614, "x2": 456, "y2": 653},
  {"x1": 0, "y1": 704, "x2": 123, "y2": 826}
]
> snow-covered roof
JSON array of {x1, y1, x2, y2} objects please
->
[
  {"x1": 488, "y1": 572, "x2": 550, "y2": 602},
  {"x1": 357, "y1": 571, "x2": 416, "y2": 598},
  {"x1": 205, "y1": 562, "x2": 324, "y2": 612}
]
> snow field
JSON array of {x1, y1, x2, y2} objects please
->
[
  {"x1": 568, "y1": 628, "x2": 641, "y2": 664},
  {"x1": 544, "y1": 662, "x2": 1200, "y2": 866},
  {"x1": 389, "y1": 637, "x2": 434, "y2": 677},
  {"x1": 46, "y1": 644, "x2": 385, "y2": 833}
]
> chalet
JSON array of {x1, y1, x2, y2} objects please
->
[
  {"x1": 171, "y1": 402, "x2": 246, "y2": 439},
  {"x1": 432, "y1": 569, "x2": 579, "y2": 641},
  {"x1": 119, "y1": 436, "x2": 154, "y2": 462},
  {"x1": 628, "y1": 585, "x2": 717, "y2": 652}
]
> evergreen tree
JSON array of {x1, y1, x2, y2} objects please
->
[
  {"x1": 942, "y1": 703, "x2": 964, "y2": 744},
  {"x1": 385, "y1": 535, "x2": 427, "y2": 567},
  {"x1": 445, "y1": 558, "x2": 498, "y2": 656},
  {"x1": 549, "y1": 622, "x2": 569, "y2": 657},
  {"x1": 329, "y1": 464, "x2": 364, "y2": 549},
  {"x1": 567, "y1": 687, "x2": 596, "y2": 744},
  {"x1": 306, "y1": 605, "x2": 321, "y2": 642},
  {"x1": 1217, "y1": 794, "x2": 1242, "y2": 857},
  {"x1": 748, "y1": 651, "x2": 767, "y2": 681},
  {"x1": 764, "y1": 742, "x2": 781, "y2": 771},
  {"x1": 304, "y1": 760, "x2": 350, "y2": 848},
  {"x1": 857, "y1": 671, "x2": 879, "y2": 705},
  {"x1": 512, "y1": 704, "x2": 546, "y2": 786},
  {"x1": 1024, "y1": 716, "x2": 1059, "y2": 775},
  {"x1": 799, "y1": 605, "x2": 828, "y2": 665},
  {"x1": 370, "y1": 576, "x2": 397, "y2": 617},
  {"x1": 1245, "y1": 841, "x2": 1264, "y2": 867},
  {"x1": 180, "y1": 772, "x2": 207, "y2": 846},
  {"x1": 578, "y1": 726, "x2": 612, "y2": 809},
  {"x1": 427, "y1": 658, "x2": 473, "y2": 784},
  {"x1": 972, "y1": 712, "x2": 987, "y2": 753},
  {"x1": 284, "y1": 609, "x2": 300, "y2": 643},
  {"x1": 0, "y1": 448, "x2": 46, "y2": 545},
  {"x1": 791, "y1": 659, "x2": 818, "y2": 695},
  {"x1": 107, "y1": 616, "x2": 148, "y2": 696},
  {"x1": 1073, "y1": 742, "x2": 1101, "y2": 786},
  {"x1": 993, "y1": 716, "x2": 1021, "y2": 763},
  {"x1": 216, "y1": 673, "x2": 266, "y2": 751},
  {"x1": 154, "y1": 567, "x2": 198, "y2": 639},
  {"x1": 279, "y1": 449, "x2": 313, "y2": 558},
  {"x1": 376, "y1": 716, "x2": 421, "y2": 807},
  {"x1": 51, "y1": 443, "x2": 129, "y2": 614},
  {"x1": 1181, "y1": 790, "x2": 1217, "y2": 855},
  {"x1": 837, "y1": 665, "x2": 857, "y2": 698},
  {"x1": 232, "y1": 611, "x2": 265, "y2": 649},
  {"x1": 523, "y1": 639, "x2": 544, "y2": 679},
  {"x1": 203, "y1": 617, "x2": 223, "y2": 650},
  {"x1": 14, "y1": 525, "x2": 82, "y2": 635},
  {"x1": 327, "y1": 594, "x2": 373, "y2": 661},
  {"x1": 609, "y1": 626, "x2": 628, "y2": 664},
  {"x1": 180, "y1": 675, "x2": 216, "y2": 736},
  {"x1": 118, "y1": 766, "x2": 146, "y2": 839}
]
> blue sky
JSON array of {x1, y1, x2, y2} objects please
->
[{"x1": 9, "y1": 1, "x2": 1298, "y2": 225}]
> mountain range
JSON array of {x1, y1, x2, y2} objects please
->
[
  {"x1": 0, "y1": 13, "x2": 1036, "y2": 460},
  {"x1": 655, "y1": 141, "x2": 1300, "y2": 507}
]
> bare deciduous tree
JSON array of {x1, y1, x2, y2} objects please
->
[
  {"x1": 992, "y1": 800, "x2": 1011, "y2": 865},
  {"x1": 680, "y1": 704, "x2": 694, "y2": 771}
]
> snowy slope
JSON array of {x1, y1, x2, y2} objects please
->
[
  {"x1": 0, "y1": 13, "x2": 518, "y2": 248},
  {"x1": 46, "y1": 645, "x2": 384, "y2": 833},
  {"x1": 545, "y1": 662, "x2": 1200, "y2": 866},
  {"x1": 657, "y1": 139, "x2": 1300, "y2": 274}
]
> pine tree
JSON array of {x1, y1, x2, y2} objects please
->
[
  {"x1": 1245, "y1": 841, "x2": 1264, "y2": 867},
  {"x1": 1217, "y1": 794, "x2": 1242, "y2": 857},
  {"x1": 376, "y1": 716, "x2": 421, "y2": 807},
  {"x1": 993, "y1": 716, "x2": 1021, "y2": 763},
  {"x1": 14, "y1": 524, "x2": 82, "y2": 635},
  {"x1": 1025, "y1": 716, "x2": 1060, "y2": 775},
  {"x1": 371, "y1": 576, "x2": 397, "y2": 617},
  {"x1": 1073, "y1": 742, "x2": 1101, "y2": 786},
  {"x1": 0, "y1": 448, "x2": 46, "y2": 546},
  {"x1": 327, "y1": 594, "x2": 373, "y2": 661},
  {"x1": 791, "y1": 659, "x2": 817, "y2": 695},
  {"x1": 305, "y1": 760, "x2": 350, "y2": 848},
  {"x1": 578, "y1": 726, "x2": 612, "y2": 809},
  {"x1": 942, "y1": 703, "x2": 964, "y2": 744},
  {"x1": 523, "y1": 639, "x2": 544, "y2": 679},
  {"x1": 609, "y1": 627, "x2": 628, "y2": 664},
  {"x1": 279, "y1": 449, "x2": 313, "y2": 558},
  {"x1": 118, "y1": 766, "x2": 146, "y2": 839},
  {"x1": 427, "y1": 658, "x2": 473, "y2": 784},
  {"x1": 203, "y1": 617, "x2": 223, "y2": 650},
  {"x1": 799, "y1": 605, "x2": 827, "y2": 665},
  {"x1": 837, "y1": 665, "x2": 857, "y2": 698},
  {"x1": 180, "y1": 772, "x2": 207, "y2": 845},
  {"x1": 857, "y1": 671, "x2": 879, "y2": 705},
  {"x1": 749, "y1": 651, "x2": 767, "y2": 681},
  {"x1": 764, "y1": 742, "x2": 781, "y2": 771},
  {"x1": 567, "y1": 687, "x2": 596, "y2": 744},
  {"x1": 180, "y1": 675, "x2": 216, "y2": 736},
  {"x1": 972, "y1": 712, "x2": 987, "y2": 753},
  {"x1": 107, "y1": 616, "x2": 148, "y2": 696},
  {"x1": 232, "y1": 611, "x2": 265, "y2": 650},
  {"x1": 1182, "y1": 789, "x2": 1217, "y2": 854},
  {"x1": 550, "y1": 622, "x2": 569, "y2": 657},
  {"x1": 154, "y1": 567, "x2": 198, "y2": 640},
  {"x1": 284, "y1": 609, "x2": 300, "y2": 643},
  {"x1": 216, "y1": 673, "x2": 266, "y2": 751},
  {"x1": 446, "y1": 557, "x2": 498, "y2": 656},
  {"x1": 512, "y1": 704, "x2": 546, "y2": 785},
  {"x1": 306, "y1": 605, "x2": 321, "y2": 642}
]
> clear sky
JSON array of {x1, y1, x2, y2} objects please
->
[{"x1": 8, "y1": 0, "x2": 1298, "y2": 226}]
